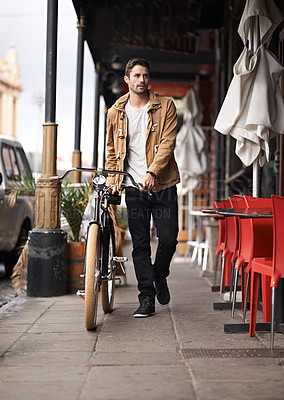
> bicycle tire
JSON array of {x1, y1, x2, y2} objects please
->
[
  {"x1": 85, "y1": 223, "x2": 100, "y2": 330},
  {"x1": 101, "y1": 221, "x2": 116, "y2": 313}
]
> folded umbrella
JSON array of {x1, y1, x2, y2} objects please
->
[
  {"x1": 214, "y1": 0, "x2": 284, "y2": 167},
  {"x1": 175, "y1": 88, "x2": 208, "y2": 190}
]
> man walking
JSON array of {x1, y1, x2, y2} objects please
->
[{"x1": 106, "y1": 58, "x2": 180, "y2": 317}]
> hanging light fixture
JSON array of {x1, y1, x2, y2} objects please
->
[{"x1": 111, "y1": 54, "x2": 123, "y2": 70}]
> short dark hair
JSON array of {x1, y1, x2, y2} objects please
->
[{"x1": 125, "y1": 58, "x2": 150, "y2": 77}]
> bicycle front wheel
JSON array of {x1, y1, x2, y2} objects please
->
[
  {"x1": 101, "y1": 222, "x2": 116, "y2": 313},
  {"x1": 85, "y1": 223, "x2": 100, "y2": 330}
]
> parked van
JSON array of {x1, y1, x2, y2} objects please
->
[{"x1": 0, "y1": 136, "x2": 34, "y2": 276}]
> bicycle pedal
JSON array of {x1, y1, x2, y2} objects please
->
[
  {"x1": 76, "y1": 290, "x2": 85, "y2": 300},
  {"x1": 112, "y1": 256, "x2": 128, "y2": 262}
]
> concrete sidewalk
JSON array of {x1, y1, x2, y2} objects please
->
[{"x1": 0, "y1": 242, "x2": 284, "y2": 400}]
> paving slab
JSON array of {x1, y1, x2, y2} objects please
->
[
  {"x1": 34, "y1": 309, "x2": 86, "y2": 324},
  {"x1": 9, "y1": 332, "x2": 97, "y2": 352},
  {"x1": 28, "y1": 322, "x2": 90, "y2": 333},
  {"x1": 0, "y1": 365, "x2": 88, "y2": 381},
  {"x1": 0, "y1": 323, "x2": 31, "y2": 333},
  {"x1": 96, "y1": 338, "x2": 179, "y2": 353},
  {"x1": 82, "y1": 365, "x2": 194, "y2": 400},
  {"x1": 90, "y1": 351, "x2": 183, "y2": 366},
  {"x1": 0, "y1": 381, "x2": 83, "y2": 400},
  {"x1": 193, "y1": 380, "x2": 284, "y2": 400},
  {"x1": 189, "y1": 358, "x2": 284, "y2": 381},
  {"x1": 1, "y1": 350, "x2": 92, "y2": 366}
]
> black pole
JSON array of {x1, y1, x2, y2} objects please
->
[
  {"x1": 214, "y1": 28, "x2": 227, "y2": 201},
  {"x1": 103, "y1": 107, "x2": 107, "y2": 168},
  {"x1": 214, "y1": 28, "x2": 222, "y2": 201},
  {"x1": 93, "y1": 65, "x2": 100, "y2": 167},
  {"x1": 74, "y1": 16, "x2": 85, "y2": 151},
  {"x1": 45, "y1": 0, "x2": 58, "y2": 123},
  {"x1": 27, "y1": 0, "x2": 67, "y2": 297}
]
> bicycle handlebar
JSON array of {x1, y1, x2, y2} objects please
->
[{"x1": 50, "y1": 167, "x2": 145, "y2": 192}]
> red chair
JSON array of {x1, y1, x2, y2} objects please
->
[
  {"x1": 216, "y1": 197, "x2": 240, "y2": 300},
  {"x1": 214, "y1": 200, "x2": 225, "y2": 286},
  {"x1": 214, "y1": 199, "x2": 231, "y2": 295},
  {"x1": 226, "y1": 197, "x2": 239, "y2": 264},
  {"x1": 242, "y1": 196, "x2": 273, "y2": 322},
  {"x1": 229, "y1": 196, "x2": 247, "y2": 315},
  {"x1": 249, "y1": 195, "x2": 284, "y2": 349},
  {"x1": 231, "y1": 196, "x2": 273, "y2": 319},
  {"x1": 214, "y1": 201, "x2": 225, "y2": 258}
]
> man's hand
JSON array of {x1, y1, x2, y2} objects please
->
[
  {"x1": 140, "y1": 172, "x2": 155, "y2": 191},
  {"x1": 106, "y1": 184, "x2": 117, "y2": 195}
]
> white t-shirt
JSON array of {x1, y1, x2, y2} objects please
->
[{"x1": 123, "y1": 100, "x2": 149, "y2": 187}]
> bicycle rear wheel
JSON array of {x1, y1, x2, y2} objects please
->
[
  {"x1": 85, "y1": 223, "x2": 100, "y2": 330},
  {"x1": 101, "y1": 220, "x2": 116, "y2": 313}
]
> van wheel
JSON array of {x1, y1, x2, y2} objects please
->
[{"x1": 4, "y1": 225, "x2": 29, "y2": 277}]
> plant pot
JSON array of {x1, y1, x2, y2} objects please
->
[{"x1": 66, "y1": 241, "x2": 86, "y2": 293}]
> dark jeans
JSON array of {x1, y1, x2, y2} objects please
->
[{"x1": 125, "y1": 185, "x2": 178, "y2": 302}]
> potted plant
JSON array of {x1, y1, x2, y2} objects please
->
[{"x1": 61, "y1": 180, "x2": 91, "y2": 293}]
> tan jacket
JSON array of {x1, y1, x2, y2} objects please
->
[{"x1": 106, "y1": 90, "x2": 180, "y2": 192}]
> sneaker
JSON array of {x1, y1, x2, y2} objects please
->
[
  {"x1": 133, "y1": 297, "x2": 155, "y2": 318},
  {"x1": 155, "y1": 279, "x2": 170, "y2": 305}
]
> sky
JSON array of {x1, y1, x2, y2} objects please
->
[{"x1": 0, "y1": 0, "x2": 105, "y2": 170}]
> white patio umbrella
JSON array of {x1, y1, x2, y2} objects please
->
[
  {"x1": 175, "y1": 88, "x2": 208, "y2": 261},
  {"x1": 175, "y1": 87, "x2": 208, "y2": 191},
  {"x1": 214, "y1": 0, "x2": 284, "y2": 196}
]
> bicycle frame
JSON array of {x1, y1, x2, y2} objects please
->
[{"x1": 88, "y1": 186, "x2": 113, "y2": 279}]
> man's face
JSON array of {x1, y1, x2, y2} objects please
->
[{"x1": 124, "y1": 65, "x2": 150, "y2": 95}]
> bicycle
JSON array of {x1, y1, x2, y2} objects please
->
[{"x1": 50, "y1": 167, "x2": 143, "y2": 330}]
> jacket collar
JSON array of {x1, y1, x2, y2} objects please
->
[{"x1": 112, "y1": 90, "x2": 161, "y2": 112}]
